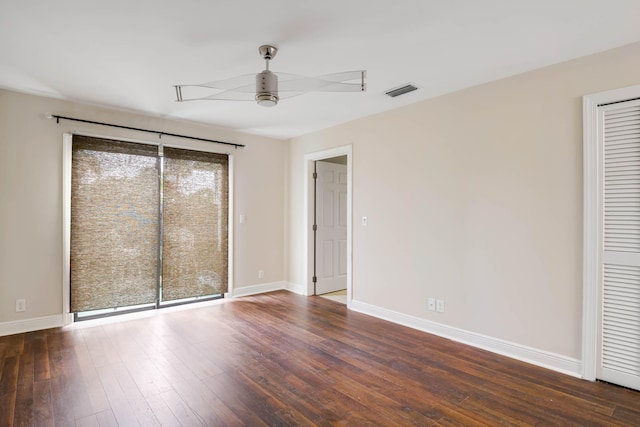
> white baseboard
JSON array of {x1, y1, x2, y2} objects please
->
[
  {"x1": 0, "y1": 284, "x2": 295, "y2": 335},
  {"x1": 0, "y1": 314, "x2": 65, "y2": 337},
  {"x1": 350, "y1": 300, "x2": 582, "y2": 378},
  {"x1": 3, "y1": 293, "x2": 579, "y2": 380},
  {"x1": 285, "y1": 282, "x2": 307, "y2": 295},
  {"x1": 230, "y1": 281, "x2": 307, "y2": 297},
  {"x1": 230, "y1": 281, "x2": 287, "y2": 298}
]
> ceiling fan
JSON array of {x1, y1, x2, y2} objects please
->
[{"x1": 174, "y1": 45, "x2": 366, "y2": 107}]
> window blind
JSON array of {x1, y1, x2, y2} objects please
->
[
  {"x1": 162, "y1": 147, "x2": 229, "y2": 301},
  {"x1": 70, "y1": 136, "x2": 159, "y2": 312}
]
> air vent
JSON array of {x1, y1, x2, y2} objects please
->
[{"x1": 385, "y1": 84, "x2": 418, "y2": 98}]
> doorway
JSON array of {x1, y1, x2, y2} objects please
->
[
  {"x1": 314, "y1": 157, "x2": 348, "y2": 302},
  {"x1": 304, "y1": 146, "x2": 352, "y2": 307}
]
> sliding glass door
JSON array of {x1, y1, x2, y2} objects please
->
[
  {"x1": 161, "y1": 147, "x2": 229, "y2": 303},
  {"x1": 69, "y1": 135, "x2": 228, "y2": 318}
]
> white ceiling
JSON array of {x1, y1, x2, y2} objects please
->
[{"x1": 2, "y1": 1, "x2": 640, "y2": 139}]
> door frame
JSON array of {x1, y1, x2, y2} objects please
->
[
  {"x1": 303, "y1": 145, "x2": 352, "y2": 306},
  {"x1": 582, "y1": 83, "x2": 640, "y2": 380}
]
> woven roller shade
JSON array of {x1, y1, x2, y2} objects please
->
[
  {"x1": 162, "y1": 147, "x2": 229, "y2": 301},
  {"x1": 70, "y1": 136, "x2": 159, "y2": 312}
]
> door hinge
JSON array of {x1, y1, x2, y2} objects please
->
[
  {"x1": 312, "y1": 224, "x2": 317, "y2": 231},
  {"x1": 313, "y1": 172, "x2": 318, "y2": 179},
  {"x1": 312, "y1": 276, "x2": 317, "y2": 283}
]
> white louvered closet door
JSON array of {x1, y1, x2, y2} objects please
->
[{"x1": 599, "y1": 99, "x2": 640, "y2": 391}]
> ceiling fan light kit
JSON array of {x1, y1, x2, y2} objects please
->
[{"x1": 174, "y1": 44, "x2": 366, "y2": 107}]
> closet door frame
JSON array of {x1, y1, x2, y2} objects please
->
[{"x1": 582, "y1": 84, "x2": 640, "y2": 381}]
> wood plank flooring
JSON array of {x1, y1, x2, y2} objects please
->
[{"x1": 1, "y1": 290, "x2": 639, "y2": 426}]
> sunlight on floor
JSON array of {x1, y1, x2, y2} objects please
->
[{"x1": 319, "y1": 289, "x2": 347, "y2": 304}]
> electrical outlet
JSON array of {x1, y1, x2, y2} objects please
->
[
  {"x1": 427, "y1": 298, "x2": 436, "y2": 311},
  {"x1": 16, "y1": 299, "x2": 26, "y2": 312},
  {"x1": 258, "y1": 270, "x2": 264, "y2": 279},
  {"x1": 436, "y1": 299, "x2": 445, "y2": 313}
]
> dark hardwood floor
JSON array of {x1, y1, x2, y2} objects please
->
[{"x1": 1, "y1": 290, "x2": 639, "y2": 426}]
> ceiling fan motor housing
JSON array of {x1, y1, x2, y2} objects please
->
[{"x1": 256, "y1": 70, "x2": 279, "y2": 107}]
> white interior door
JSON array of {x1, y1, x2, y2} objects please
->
[
  {"x1": 597, "y1": 99, "x2": 640, "y2": 391},
  {"x1": 315, "y1": 160, "x2": 347, "y2": 295}
]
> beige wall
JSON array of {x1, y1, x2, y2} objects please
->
[
  {"x1": 287, "y1": 42, "x2": 640, "y2": 360},
  {"x1": 0, "y1": 89, "x2": 286, "y2": 324},
  {"x1": 4, "y1": 40, "x2": 640, "y2": 361}
]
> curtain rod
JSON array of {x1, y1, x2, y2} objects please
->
[{"x1": 47, "y1": 114, "x2": 245, "y2": 149}]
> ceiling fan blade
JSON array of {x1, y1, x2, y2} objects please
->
[
  {"x1": 276, "y1": 91, "x2": 306, "y2": 100},
  {"x1": 175, "y1": 85, "x2": 255, "y2": 102},
  {"x1": 277, "y1": 71, "x2": 366, "y2": 93},
  {"x1": 200, "y1": 74, "x2": 256, "y2": 91},
  {"x1": 174, "y1": 73, "x2": 258, "y2": 102},
  {"x1": 186, "y1": 73, "x2": 257, "y2": 92}
]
